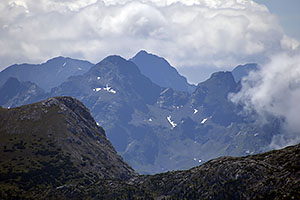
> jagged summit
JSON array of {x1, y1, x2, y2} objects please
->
[
  {"x1": 197, "y1": 71, "x2": 237, "y2": 91},
  {"x1": 192, "y1": 71, "x2": 241, "y2": 126},
  {"x1": 131, "y1": 50, "x2": 196, "y2": 93},
  {"x1": 193, "y1": 71, "x2": 237, "y2": 105}
]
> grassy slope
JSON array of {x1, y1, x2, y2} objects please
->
[{"x1": 0, "y1": 97, "x2": 135, "y2": 199}]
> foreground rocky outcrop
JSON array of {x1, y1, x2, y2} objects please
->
[
  {"x1": 138, "y1": 143, "x2": 300, "y2": 199},
  {"x1": 48, "y1": 142, "x2": 299, "y2": 200},
  {"x1": 0, "y1": 97, "x2": 299, "y2": 199},
  {"x1": 0, "y1": 96, "x2": 135, "y2": 199}
]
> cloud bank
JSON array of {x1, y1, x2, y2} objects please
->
[
  {"x1": 230, "y1": 53, "x2": 300, "y2": 149},
  {"x1": 0, "y1": 0, "x2": 299, "y2": 83}
]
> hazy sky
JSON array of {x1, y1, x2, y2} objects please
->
[
  {"x1": 254, "y1": 0, "x2": 300, "y2": 41},
  {"x1": 0, "y1": 0, "x2": 299, "y2": 83}
]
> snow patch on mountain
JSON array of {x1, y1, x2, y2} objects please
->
[
  {"x1": 193, "y1": 158, "x2": 202, "y2": 163},
  {"x1": 104, "y1": 84, "x2": 116, "y2": 94},
  {"x1": 93, "y1": 88, "x2": 101, "y2": 92},
  {"x1": 167, "y1": 115, "x2": 177, "y2": 128},
  {"x1": 92, "y1": 85, "x2": 116, "y2": 94},
  {"x1": 201, "y1": 118, "x2": 208, "y2": 124}
]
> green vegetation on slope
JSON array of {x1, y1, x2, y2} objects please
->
[
  {"x1": 0, "y1": 97, "x2": 299, "y2": 199},
  {"x1": 0, "y1": 97, "x2": 135, "y2": 199}
]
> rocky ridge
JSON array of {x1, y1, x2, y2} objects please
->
[
  {"x1": 0, "y1": 96, "x2": 135, "y2": 199},
  {"x1": 0, "y1": 97, "x2": 299, "y2": 199}
]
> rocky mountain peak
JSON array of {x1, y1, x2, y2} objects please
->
[
  {"x1": 131, "y1": 50, "x2": 196, "y2": 93},
  {"x1": 192, "y1": 71, "x2": 241, "y2": 125},
  {"x1": 202, "y1": 71, "x2": 236, "y2": 88},
  {"x1": 193, "y1": 71, "x2": 237, "y2": 105}
]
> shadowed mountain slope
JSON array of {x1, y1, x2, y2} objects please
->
[{"x1": 0, "y1": 77, "x2": 46, "y2": 108}]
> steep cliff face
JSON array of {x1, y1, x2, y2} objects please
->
[{"x1": 0, "y1": 96, "x2": 135, "y2": 199}]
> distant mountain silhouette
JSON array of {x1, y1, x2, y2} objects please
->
[
  {"x1": 131, "y1": 50, "x2": 196, "y2": 93},
  {"x1": 0, "y1": 56, "x2": 93, "y2": 91},
  {"x1": 232, "y1": 63, "x2": 258, "y2": 82}
]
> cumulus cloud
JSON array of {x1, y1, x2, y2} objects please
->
[
  {"x1": 0, "y1": 0, "x2": 299, "y2": 83},
  {"x1": 230, "y1": 53, "x2": 300, "y2": 148}
]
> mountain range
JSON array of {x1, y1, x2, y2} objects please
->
[
  {"x1": 0, "y1": 56, "x2": 93, "y2": 92},
  {"x1": 0, "y1": 50, "x2": 282, "y2": 174},
  {"x1": 0, "y1": 97, "x2": 299, "y2": 199}
]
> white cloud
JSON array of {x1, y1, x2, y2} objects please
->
[
  {"x1": 230, "y1": 53, "x2": 300, "y2": 148},
  {"x1": 0, "y1": 0, "x2": 299, "y2": 83}
]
